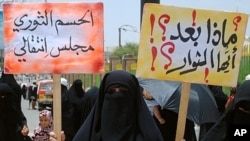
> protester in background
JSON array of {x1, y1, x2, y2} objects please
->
[
  {"x1": 32, "y1": 110, "x2": 53, "y2": 141},
  {"x1": 141, "y1": 86, "x2": 171, "y2": 141},
  {"x1": 28, "y1": 82, "x2": 38, "y2": 110},
  {"x1": 60, "y1": 77, "x2": 76, "y2": 141},
  {"x1": 202, "y1": 80, "x2": 250, "y2": 141},
  {"x1": 198, "y1": 85, "x2": 227, "y2": 140},
  {"x1": 208, "y1": 85, "x2": 228, "y2": 115},
  {"x1": 139, "y1": 85, "x2": 196, "y2": 141},
  {"x1": 0, "y1": 72, "x2": 31, "y2": 141},
  {"x1": 225, "y1": 82, "x2": 240, "y2": 109},
  {"x1": 73, "y1": 70, "x2": 164, "y2": 141},
  {"x1": 141, "y1": 86, "x2": 166, "y2": 124},
  {"x1": 21, "y1": 85, "x2": 27, "y2": 99},
  {"x1": 67, "y1": 79, "x2": 85, "y2": 133}
]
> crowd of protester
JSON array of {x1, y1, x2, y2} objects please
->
[{"x1": 1, "y1": 70, "x2": 250, "y2": 141}]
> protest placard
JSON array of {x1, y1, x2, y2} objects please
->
[
  {"x1": 137, "y1": 3, "x2": 248, "y2": 141},
  {"x1": 137, "y1": 3, "x2": 248, "y2": 87},
  {"x1": 3, "y1": 2, "x2": 104, "y2": 74},
  {"x1": 3, "y1": 3, "x2": 103, "y2": 140}
]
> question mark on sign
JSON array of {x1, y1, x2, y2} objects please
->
[
  {"x1": 233, "y1": 16, "x2": 241, "y2": 32},
  {"x1": 160, "y1": 42, "x2": 175, "y2": 70},
  {"x1": 158, "y1": 14, "x2": 170, "y2": 42}
]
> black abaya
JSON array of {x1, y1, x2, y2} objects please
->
[
  {"x1": 73, "y1": 70, "x2": 164, "y2": 141},
  {"x1": 202, "y1": 80, "x2": 250, "y2": 141}
]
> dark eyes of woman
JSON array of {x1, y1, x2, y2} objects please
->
[{"x1": 106, "y1": 87, "x2": 128, "y2": 94}]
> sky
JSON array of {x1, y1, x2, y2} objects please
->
[
  {"x1": 1, "y1": 0, "x2": 250, "y2": 49},
  {"x1": 57, "y1": 0, "x2": 250, "y2": 49}
]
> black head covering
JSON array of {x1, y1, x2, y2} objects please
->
[
  {"x1": 208, "y1": 85, "x2": 228, "y2": 113},
  {"x1": 202, "y1": 80, "x2": 250, "y2": 141},
  {"x1": 69, "y1": 79, "x2": 85, "y2": 99},
  {"x1": 65, "y1": 79, "x2": 85, "y2": 138},
  {"x1": 73, "y1": 70, "x2": 163, "y2": 141},
  {"x1": 0, "y1": 72, "x2": 22, "y2": 98},
  {"x1": 0, "y1": 83, "x2": 20, "y2": 141},
  {"x1": 0, "y1": 72, "x2": 27, "y2": 121},
  {"x1": 0, "y1": 72, "x2": 26, "y2": 141},
  {"x1": 0, "y1": 72, "x2": 23, "y2": 114},
  {"x1": 0, "y1": 83, "x2": 19, "y2": 118},
  {"x1": 68, "y1": 79, "x2": 85, "y2": 105}
]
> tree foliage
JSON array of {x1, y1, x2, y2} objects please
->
[{"x1": 111, "y1": 42, "x2": 139, "y2": 59}]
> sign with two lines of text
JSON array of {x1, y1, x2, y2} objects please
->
[{"x1": 3, "y1": 3, "x2": 104, "y2": 74}]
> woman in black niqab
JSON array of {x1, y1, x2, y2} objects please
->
[
  {"x1": 0, "y1": 83, "x2": 19, "y2": 141},
  {"x1": 202, "y1": 80, "x2": 250, "y2": 141},
  {"x1": 69, "y1": 79, "x2": 85, "y2": 100},
  {"x1": 73, "y1": 70, "x2": 164, "y2": 141},
  {"x1": 67, "y1": 79, "x2": 85, "y2": 136},
  {"x1": 0, "y1": 71, "x2": 30, "y2": 141}
]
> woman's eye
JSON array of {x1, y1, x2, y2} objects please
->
[
  {"x1": 106, "y1": 89, "x2": 115, "y2": 93},
  {"x1": 119, "y1": 88, "x2": 128, "y2": 93},
  {"x1": 106, "y1": 87, "x2": 128, "y2": 94}
]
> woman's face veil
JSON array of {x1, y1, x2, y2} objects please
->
[{"x1": 73, "y1": 70, "x2": 164, "y2": 141}]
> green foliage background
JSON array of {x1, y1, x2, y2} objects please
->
[
  {"x1": 111, "y1": 43, "x2": 138, "y2": 59},
  {"x1": 239, "y1": 56, "x2": 250, "y2": 83}
]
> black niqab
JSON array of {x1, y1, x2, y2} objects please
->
[
  {"x1": 73, "y1": 70, "x2": 163, "y2": 141},
  {"x1": 202, "y1": 80, "x2": 250, "y2": 141},
  {"x1": 69, "y1": 79, "x2": 85, "y2": 100},
  {"x1": 0, "y1": 72, "x2": 27, "y2": 141}
]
